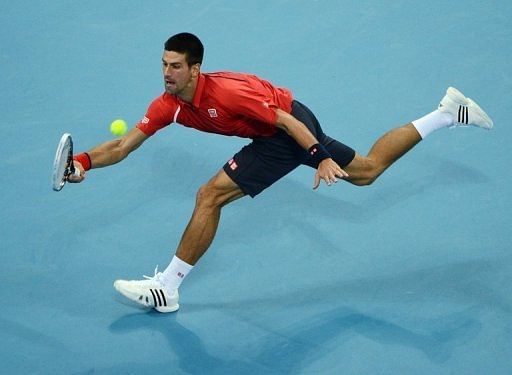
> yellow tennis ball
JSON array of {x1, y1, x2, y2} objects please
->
[{"x1": 110, "y1": 119, "x2": 128, "y2": 136}]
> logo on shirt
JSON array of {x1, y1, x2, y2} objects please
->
[
  {"x1": 141, "y1": 116, "x2": 150, "y2": 124},
  {"x1": 208, "y1": 108, "x2": 218, "y2": 118}
]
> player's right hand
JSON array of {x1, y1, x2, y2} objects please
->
[{"x1": 67, "y1": 161, "x2": 86, "y2": 183}]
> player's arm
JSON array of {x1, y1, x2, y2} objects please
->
[
  {"x1": 275, "y1": 108, "x2": 348, "y2": 188},
  {"x1": 69, "y1": 127, "x2": 149, "y2": 182}
]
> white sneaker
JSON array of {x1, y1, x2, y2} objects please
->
[
  {"x1": 113, "y1": 267, "x2": 179, "y2": 313},
  {"x1": 438, "y1": 87, "x2": 494, "y2": 129}
]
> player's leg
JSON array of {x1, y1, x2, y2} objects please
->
[
  {"x1": 329, "y1": 87, "x2": 493, "y2": 186},
  {"x1": 341, "y1": 124, "x2": 422, "y2": 186},
  {"x1": 114, "y1": 134, "x2": 302, "y2": 312},
  {"x1": 174, "y1": 168, "x2": 245, "y2": 265},
  {"x1": 114, "y1": 168, "x2": 244, "y2": 313}
]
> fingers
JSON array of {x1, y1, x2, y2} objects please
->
[
  {"x1": 313, "y1": 159, "x2": 349, "y2": 189},
  {"x1": 67, "y1": 172, "x2": 84, "y2": 183},
  {"x1": 331, "y1": 162, "x2": 349, "y2": 179},
  {"x1": 313, "y1": 171, "x2": 336, "y2": 189},
  {"x1": 336, "y1": 168, "x2": 349, "y2": 179},
  {"x1": 313, "y1": 173, "x2": 320, "y2": 189},
  {"x1": 67, "y1": 161, "x2": 85, "y2": 183},
  {"x1": 325, "y1": 173, "x2": 337, "y2": 185}
]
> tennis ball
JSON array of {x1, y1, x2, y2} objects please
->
[{"x1": 110, "y1": 119, "x2": 128, "y2": 136}]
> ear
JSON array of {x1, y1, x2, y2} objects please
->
[{"x1": 191, "y1": 63, "x2": 201, "y2": 78}]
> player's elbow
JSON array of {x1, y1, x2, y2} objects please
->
[
  {"x1": 110, "y1": 139, "x2": 131, "y2": 163},
  {"x1": 275, "y1": 109, "x2": 293, "y2": 134},
  {"x1": 117, "y1": 128, "x2": 147, "y2": 160},
  {"x1": 117, "y1": 147, "x2": 130, "y2": 162}
]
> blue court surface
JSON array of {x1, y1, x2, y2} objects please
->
[{"x1": 1, "y1": 1, "x2": 511, "y2": 374}]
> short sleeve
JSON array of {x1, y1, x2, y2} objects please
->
[{"x1": 136, "y1": 94, "x2": 176, "y2": 136}]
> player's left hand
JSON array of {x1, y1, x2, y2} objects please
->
[{"x1": 313, "y1": 158, "x2": 349, "y2": 189}]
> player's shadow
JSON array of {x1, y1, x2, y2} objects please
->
[
  {"x1": 181, "y1": 257, "x2": 505, "y2": 367},
  {"x1": 105, "y1": 258, "x2": 497, "y2": 372},
  {"x1": 248, "y1": 306, "x2": 480, "y2": 372},
  {"x1": 107, "y1": 312, "x2": 272, "y2": 374},
  {"x1": 188, "y1": 257, "x2": 510, "y2": 315},
  {"x1": 107, "y1": 303, "x2": 480, "y2": 374}
]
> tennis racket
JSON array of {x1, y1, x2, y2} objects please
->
[{"x1": 52, "y1": 133, "x2": 80, "y2": 191}]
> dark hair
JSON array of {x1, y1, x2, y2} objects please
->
[{"x1": 164, "y1": 32, "x2": 204, "y2": 66}]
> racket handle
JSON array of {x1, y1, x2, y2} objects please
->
[{"x1": 73, "y1": 168, "x2": 81, "y2": 177}]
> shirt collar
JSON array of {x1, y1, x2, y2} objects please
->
[{"x1": 191, "y1": 73, "x2": 205, "y2": 108}]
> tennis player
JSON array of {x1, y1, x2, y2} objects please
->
[{"x1": 70, "y1": 32, "x2": 493, "y2": 313}]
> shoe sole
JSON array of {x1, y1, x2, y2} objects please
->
[
  {"x1": 155, "y1": 304, "x2": 179, "y2": 313},
  {"x1": 467, "y1": 98, "x2": 493, "y2": 129}
]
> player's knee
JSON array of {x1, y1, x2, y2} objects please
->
[
  {"x1": 195, "y1": 181, "x2": 226, "y2": 209},
  {"x1": 350, "y1": 175, "x2": 373, "y2": 186},
  {"x1": 350, "y1": 158, "x2": 382, "y2": 186},
  {"x1": 354, "y1": 174, "x2": 378, "y2": 186},
  {"x1": 196, "y1": 184, "x2": 216, "y2": 208}
]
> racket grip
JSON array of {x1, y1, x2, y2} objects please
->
[{"x1": 73, "y1": 168, "x2": 81, "y2": 177}]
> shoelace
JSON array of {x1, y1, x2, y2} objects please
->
[
  {"x1": 139, "y1": 265, "x2": 169, "y2": 308},
  {"x1": 143, "y1": 265, "x2": 161, "y2": 281}
]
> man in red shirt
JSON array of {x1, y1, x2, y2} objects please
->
[{"x1": 70, "y1": 33, "x2": 493, "y2": 313}]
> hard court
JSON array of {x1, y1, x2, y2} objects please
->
[{"x1": 1, "y1": 1, "x2": 511, "y2": 374}]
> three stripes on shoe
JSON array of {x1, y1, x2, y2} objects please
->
[
  {"x1": 139, "y1": 289, "x2": 167, "y2": 307},
  {"x1": 458, "y1": 105, "x2": 469, "y2": 124}
]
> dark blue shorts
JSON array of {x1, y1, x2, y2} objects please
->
[{"x1": 223, "y1": 100, "x2": 356, "y2": 197}]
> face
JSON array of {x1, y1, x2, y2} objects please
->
[{"x1": 162, "y1": 50, "x2": 200, "y2": 99}]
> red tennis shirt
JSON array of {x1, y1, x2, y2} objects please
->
[{"x1": 136, "y1": 72, "x2": 293, "y2": 138}]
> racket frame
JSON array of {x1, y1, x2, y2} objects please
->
[{"x1": 52, "y1": 133, "x2": 75, "y2": 191}]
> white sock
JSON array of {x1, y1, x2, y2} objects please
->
[
  {"x1": 412, "y1": 109, "x2": 454, "y2": 139},
  {"x1": 161, "y1": 255, "x2": 194, "y2": 293}
]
